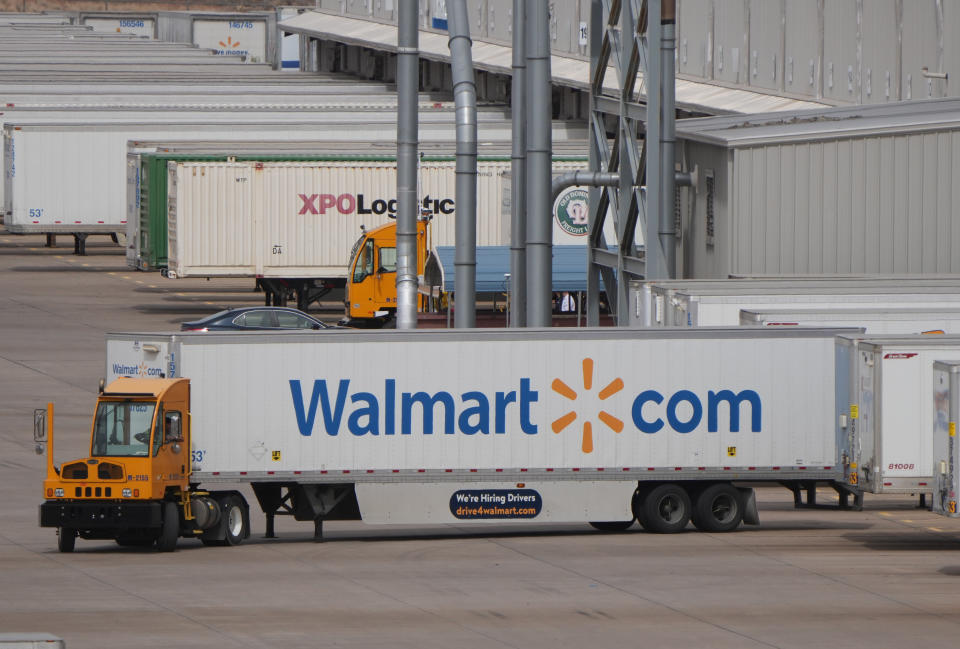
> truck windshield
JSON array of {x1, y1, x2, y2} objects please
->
[
  {"x1": 91, "y1": 400, "x2": 157, "y2": 457},
  {"x1": 352, "y1": 239, "x2": 375, "y2": 283}
]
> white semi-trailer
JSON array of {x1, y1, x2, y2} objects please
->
[
  {"x1": 37, "y1": 327, "x2": 858, "y2": 552},
  {"x1": 932, "y1": 360, "x2": 960, "y2": 518},
  {"x1": 836, "y1": 334, "x2": 960, "y2": 500}
]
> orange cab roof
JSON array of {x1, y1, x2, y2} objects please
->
[{"x1": 104, "y1": 377, "x2": 185, "y2": 398}]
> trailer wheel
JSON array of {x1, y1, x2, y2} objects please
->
[
  {"x1": 636, "y1": 484, "x2": 691, "y2": 534},
  {"x1": 222, "y1": 496, "x2": 247, "y2": 546},
  {"x1": 589, "y1": 520, "x2": 635, "y2": 532},
  {"x1": 155, "y1": 501, "x2": 179, "y2": 552},
  {"x1": 691, "y1": 483, "x2": 743, "y2": 532},
  {"x1": 57, "y1": 527, "x2": 76, "y2": 553}
]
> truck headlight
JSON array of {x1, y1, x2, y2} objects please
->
[
  {"x1": 122, "y1": 488, "x2": 132, "y2": 498},
  {"x1": 54, "y1": 488, "x2": 64, "y2": 497}
]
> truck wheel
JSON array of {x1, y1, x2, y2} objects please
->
[
  {"x1": 636, "y1": 484, "x2": 691, "y2": 534},
  {"x1": 155, "y1": 501, "x2": 179, "y2": 552},
  {"x1": 222, "y1": 496, "x2": 247, "y2": 546},
  {"x1": 57, "y1": 527, "x2": 76, "y2": 553},
  {"x1": 589, "y1": 521, "x2": 635, "y2": 532},
  {"x1": 691, "y1": 483, "x2": 743, "y2": 532}
]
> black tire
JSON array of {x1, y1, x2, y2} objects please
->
[
  {"x1": 589, "y1": 520, "x2": 635, "y2": 532},
  {"x1": 155, "y1": 501, "x2": 180, "y2": 552},
  {"x1": 57, "y1": 527, "x2": 76, "y2": 553},
  {"x1": 691, "y1": 483, "x2": 744, "y2": 533},
  {"x1": 221, "y1": 495, "x2": 247, "y2": 546},
  {"x1": 635, "y1": 484, "x2": 691, "y2": 534}
]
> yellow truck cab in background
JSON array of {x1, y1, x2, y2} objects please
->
[
  {"x1": 344, "y1": 217, "x2": 431, "y2": 325},
  {"x1": 38, "y1": 377, "x2": 248, "y2": 552}
]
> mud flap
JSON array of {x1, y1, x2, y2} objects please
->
[{"x1": 739, "y1": 487, "x2": 760, "y2": 525}]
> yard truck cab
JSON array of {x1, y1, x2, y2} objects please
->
[
  {"x1": 37, "y1": 377, "x2": 249, "y2": 552},
  {"x1": 344, "y1": 216, "x2": 431, "y2": 326}
]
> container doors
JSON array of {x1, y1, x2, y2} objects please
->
[{"x1": 856, "y1": 347, "x2": 877, "y2": 488}]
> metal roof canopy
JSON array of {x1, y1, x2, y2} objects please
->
[
  {"x1": 428, "y1": 246, "x2": 608, "y2": 294},
  {"x1": 676, "y1": 97, "x2": 960, "y2": 146},
  {"x1": 279, "y1": 10, "x2": 831, "y2": 116},
  {"x1": 128, "y1": 139, "x2": 589, "y2": 157}
]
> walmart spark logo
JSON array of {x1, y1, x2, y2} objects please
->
[
  {"x1": 219, "y1": 36, "x2": 241, "y2": 49},
  {"x1": 551, "y1": 358, "x2": 624, "y2": 453}
]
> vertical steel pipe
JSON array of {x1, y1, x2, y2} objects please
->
[
  {"x1": 395, "y1": 0, "x2": 419, "y2": 329},
  {"x1": 525, "y1": 0, "x2": 553, "y2": 327},
  {"x1": 447, "y1": 0, "x2": 478, "y2": 328},
  {"x1": 510, "y1": 0, "x2": 527, "y2": 327},
  {"x1": 659, "y1": 0, "x2": 677, "y2": 278}
]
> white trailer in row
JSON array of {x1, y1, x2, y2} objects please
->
[
  {"x1": 3, "y1": 116, "x2": 585, "y2": 252},
  {"x1": 37, "y1": 327, "x2": 857, "y2": 552},
  {"x1": 740, "y1": 307, "x2": 960, "y2": 334},
  {"x1": 630, "y1": 278, "x2": 960, "y2": 328}
]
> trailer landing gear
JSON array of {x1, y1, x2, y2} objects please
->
[{"x1": 785, "y1": 481, "x2": 863, "y2": 511}]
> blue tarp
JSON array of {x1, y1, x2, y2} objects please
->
[{"x1": 432, "y1": 245, "x2": 608, "y2": 293}]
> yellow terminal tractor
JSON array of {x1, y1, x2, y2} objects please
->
[
  {"x1": 37, "y1": 377, "x2": 248, "y2": 552},
  {"x1": 343, "y1": 216, "x2": 431, "y2": 327}
]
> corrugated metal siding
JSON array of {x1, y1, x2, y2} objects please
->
[{"x1": 727, "y1": 130, "x2": 960, "y2": 275}]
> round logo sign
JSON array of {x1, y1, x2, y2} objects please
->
[{"x1": 553, "y1": 188, "x2": 590, "y2": 236}]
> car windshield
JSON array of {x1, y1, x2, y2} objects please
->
[{"x1": 91, "y1": 400, "x2": 157, "y2": 457}]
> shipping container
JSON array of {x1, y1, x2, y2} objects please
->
[
  {"x1": 163, "y1": 158, "x2": 590, "y2": 280},
  {"x1": 739, "y1": 307, "x2": 960, "y2": 334},
  {"x1": 4, "y1": 118, "x2": 585, "y2": 238},
  {"x1": 836, "y1": 335, "x2": 960, "y2": 497},
  {"x1": 128, "y1": 144, "x2": 589, "y2": 270},
  {"x1": 156, "y1": 11, "x2": 278, "y2": 67},
  {"x1": 932, "y1": 360, "x2": 960, "y2": 518},
  {"x1": 79, "y1": 14, "x2": 158, "y2": 38}
]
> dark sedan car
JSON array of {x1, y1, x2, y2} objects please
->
[{"x1": 181, "y1": 307, "x2": 332, "y2": 332}]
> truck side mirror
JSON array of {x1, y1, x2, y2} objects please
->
[
  {"x1": 165, "y1": 412, "x2": 183, "y2": 443},
  {"x1": 34, "y1": 408, "x2": 47, "y2": 455}
]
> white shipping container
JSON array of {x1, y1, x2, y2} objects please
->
[
  {"x1": 842, "y1": 335, "x2": 960, "y2": 495},
  {"x1": 932, "y1": 360, "x2": 960, "y2": 518},
  {"x1": 192, "y1": 18, "x2": 267, "y2": 63},
  {"x1": 104, "y1": 328, "x2": 847, "y2": 483},
  {"x1": 166, "y1": 159, "x2": 593, "y2": 280},
  {"x1": 740, "y1": 307, "x2": 960, "y2": 334},
  {"x1": 80, "y1": 16, "x2": 157, "y2": 37},
  {"x1": 4, "y1": 119, "x2": 584, "y2": 233}
]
